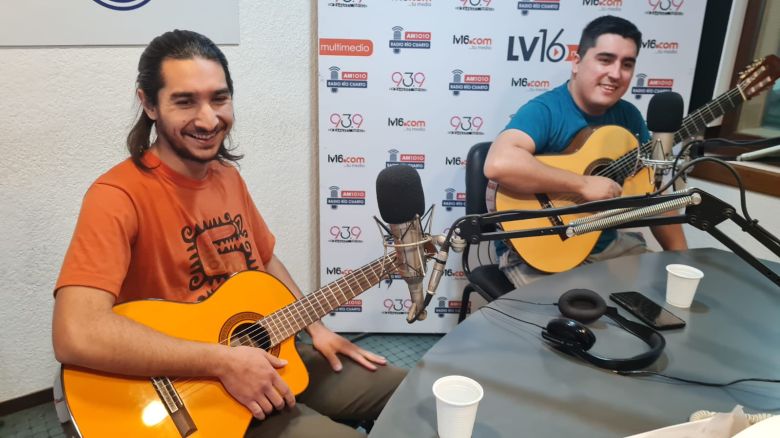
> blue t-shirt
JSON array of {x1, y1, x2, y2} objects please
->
[{"x1": 500, "y1": 81, "x2": 650, "y2": 255}]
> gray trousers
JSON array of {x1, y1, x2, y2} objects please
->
[
  {"x1": 500, "y1": 231, "x2": 650, "y2": 289},
  {"x1": 245, "y1": 342, "x2": 407, "y2": 438}
]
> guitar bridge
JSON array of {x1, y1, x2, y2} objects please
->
[{"x1": 151, "y1": 377, "x2": 197, "y2": 437}]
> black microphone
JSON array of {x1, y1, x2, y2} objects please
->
[
  {"x1": 376, "y1": 165, "x2": 430, "y2": 322},
  {"x1": 646, "y1": 91, "x2": 684, "y2": 188}
]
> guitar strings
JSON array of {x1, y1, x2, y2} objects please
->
[
  {"x1": 594, "y1": 87, "x2": 741, "y2": 185},
  {"x1": 170, "y1": 254, "x2": 398, "y2": 400},
  {"x1": 173, "y1": 254, "x2": 396, "y2": 394},
  {"x1": 601, "y1": 86, "x2": 738, "y2": 185},
  {"x1": 580, "y1": 87, "x2": 735, "y2": 195},
  {"x1": 522, "y1": 87, "x2": 742, "y2": 212},
  {"x1": 218, "y1": 253, "x2": 397, "y2": 347},
  {"x1": 171, "y1": 266, "x2": 385, "y2": 399}
]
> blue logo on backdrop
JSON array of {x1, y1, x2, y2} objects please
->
[{"x1": 93, "y1": 0, "x2": 152, "y2": 11}]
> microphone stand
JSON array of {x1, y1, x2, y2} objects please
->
[{"x1": 452, "y1": 188, "x2": 780, "y2": 287}]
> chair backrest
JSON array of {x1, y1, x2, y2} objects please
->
[{"x1": 465, "y1": 142, "x2": 493, "y2": 216}]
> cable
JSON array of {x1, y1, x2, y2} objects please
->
[
  {"x1": 672, "y1": 139, "x2": 703, "y2": 180},
  {"x1": 616, "y1": 370, "x2": 780, "y2": 387},
  {"x1": 494, "y1": 296, "x2": 557, "y2": 306},
  {"x1": 480, "y1": 305, "x2": 546, "y2": 329},
  {"x1": 692, "y1": 135, "x2": 780, "y2": 149},
  {"x1": 474, "y1": 241, "x2": 482, "y2": 266},
  {"x1": 665, "y1": 156, "x2": 780, "y2": 247},
  {"x1": 653, "y1": 156, "x2": 753, "y2": 222}
]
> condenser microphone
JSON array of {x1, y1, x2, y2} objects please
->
[
  {"x1": 376, "y1": 165, "x2": 430, "y2": 323},
  {"x1": 646, "y1": 91, "x2": 684, "y2": 188}
]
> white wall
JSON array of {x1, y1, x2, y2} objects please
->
[{"x1": 0, "y1": 2, "x2": 317, "y2": 402}]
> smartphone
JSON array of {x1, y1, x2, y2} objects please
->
[{"x1": 609, "y1": 291, "x2": 686, "y2": 330}]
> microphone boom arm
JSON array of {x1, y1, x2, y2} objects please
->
[{"x1": 454, "y1": 189, "x2": 780, "y2": 288}]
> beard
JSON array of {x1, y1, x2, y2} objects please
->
[{"x1": 155, "y1": 118, "x2": 225, "y2": 164}]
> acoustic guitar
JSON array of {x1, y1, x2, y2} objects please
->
[
  {"x1": 490, "y1": 55, "x2": 780, "y2": 273},
  {"x1": 55, "y1": 253, "x2": 402, "y2": 437}
]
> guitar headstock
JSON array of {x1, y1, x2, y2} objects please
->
[{"x1": 737, "y1": 54, "x2": 780, "y2": 100}]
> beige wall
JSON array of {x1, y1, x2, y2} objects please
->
[{"x1": 0, "y1": 2, "x2": 318, "y2": 401}]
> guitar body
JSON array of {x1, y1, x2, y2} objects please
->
[
  {"x1": 493, "y1": 125, "x2": 654, "y2": 273},
  {"x1": 59, "y1": 271, "x2": 308, "y2": 437}
]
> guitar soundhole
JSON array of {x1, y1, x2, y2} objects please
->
[
  {"x1": 588, "y1": 160, "x2": 612, "y2": 176},
  {"x1": 231, "y1": 322, "x2": 272, "y2": 351}
]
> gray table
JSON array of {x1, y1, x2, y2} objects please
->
[{"x1": 370, "y1": 249, "x2": 780, "y2": 437}]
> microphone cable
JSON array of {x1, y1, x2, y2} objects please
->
[
  {"x1": 653, "y1": 156, "x2": 753, "y2": 223},
  {"x1": 493, "y1": 296, "x2": 557, "y2": 306},
  {"x1": 479, "y1": 304, "x2": 547, "y2": 330},
  {"x1": 615, "y1": 370, "x2": 780, "y2": 387},
  {"x1": 663, "y1": 155, "x2": 780, "y2": 247}
]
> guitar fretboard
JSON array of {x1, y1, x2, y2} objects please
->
[
  {"x1": 259, "y1": 254, "x2": 399, "y2": 347},
  {"x1": 602, "y1": 84, "x2": 746, "y2": 185}
]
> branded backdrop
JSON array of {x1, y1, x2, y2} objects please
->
[
  {"x1": 318, "y1": 0, "x2": 707, "y2": 333},
  {"x1": 0, "y1": 0, "x2": 239, "y2": 46}
]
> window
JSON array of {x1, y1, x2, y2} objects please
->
[
  {"x1": 731, "y1": 1, "x2": 780, "y2": 138},
  {"x1": 691, "y1": 0, "x2": 780, "y2": 197}
]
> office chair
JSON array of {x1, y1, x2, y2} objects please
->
[{"x1": 457, "y1": 142, "x2": 515, "y2": 323}]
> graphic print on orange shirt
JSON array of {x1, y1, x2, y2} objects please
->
[{"x1": 182, "y1": 212, "x2": 259, "y2": 300}]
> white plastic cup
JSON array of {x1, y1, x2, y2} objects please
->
[
  {"x1": 665, "y1": 264, "x2": 704, "y2": 308},
  {"x1": 432, "y1": 375, "x2": 484, "y2": 438}
]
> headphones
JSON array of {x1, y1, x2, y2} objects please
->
[{"x1": 539, "y1": 289, "x2": 666, "y2": 371}]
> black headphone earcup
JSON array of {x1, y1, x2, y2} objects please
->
[
  {"x1": 542, "y1": 318, "x2": 596, "y2": 351},
  {"x1": 558, "y1": 289, "x2": 606, "y2": 324}
]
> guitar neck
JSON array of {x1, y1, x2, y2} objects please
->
[
  {"x1": 674, "y1": 85, "x2": 745, "y2": 143},
  {"x1": 612, "y1": 85, "x2": 748, "y2": 184},
  {"x1": 261, "y1": 254, "x2": 398, "y2": 346}
]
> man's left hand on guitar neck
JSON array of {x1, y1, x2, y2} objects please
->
[{"x1": 264, "y1": 255, "x2": 389, "y2": 373}]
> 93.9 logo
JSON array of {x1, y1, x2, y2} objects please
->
[
  {"x1": 461, "y1": 0, "x2": 492, "y2": 6},
  {"x1": 648, "y1": 0, "x2": 683, "y2": 12},
  {"x1": 456, "y1": 0, "x2": 494, "y2": 10},
  {"x1": 390, "y1": 71, "x2": 427, "y2": 92},
  {"x1": 329, "y1": 113, "x2": 365, "y2": 132},
  {"x1": 330, "y1": 225, "x2": 362, "y2": 240},
  {"x1": 383, "y1": 298, "x2": 412, "y2": 314},
  {"x1": 448, "y1": 116, "x2": 484, "y2": 135},
  {"x1": 328, "y1": 226, "x2": 362, "y2": 243}
]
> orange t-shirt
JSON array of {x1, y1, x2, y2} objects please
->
[{"x1": 56, "y1": 153, "x2": 275, "y2": 303}]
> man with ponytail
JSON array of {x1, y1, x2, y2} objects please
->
[{"x1": 52, "y1": 30, "x2": 404, "y2": 437}]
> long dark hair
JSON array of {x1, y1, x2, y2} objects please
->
[
  {"x1": 127, "y1": 29, "x2": 242, "y2": 169},
  {"x1": 577, "y1": 15, "x2": 642, "y2": 59}
]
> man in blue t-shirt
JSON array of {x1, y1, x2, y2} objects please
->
[{"x1": 484, "y1": 15, "x2": 687, "y2": 287}]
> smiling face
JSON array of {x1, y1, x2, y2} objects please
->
[
  {"x1": 140, "y1": 57, "x2": 234, "y2": 179},
  {"x1": 569, "y1": 33, "x2": 637, "y2": 116}
]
